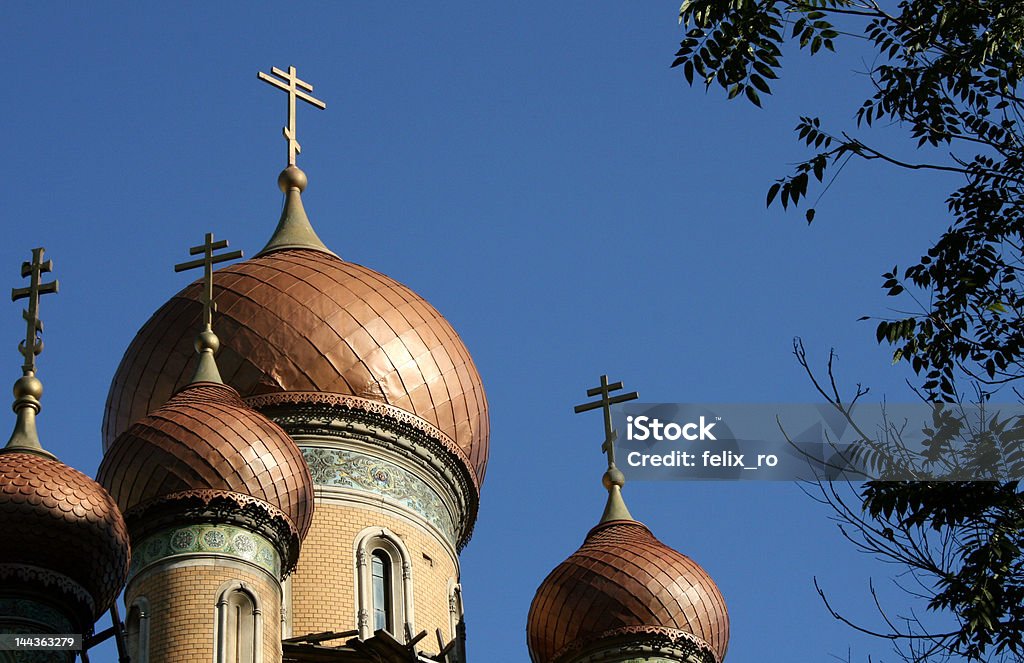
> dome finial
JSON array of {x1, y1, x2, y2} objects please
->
[
  {"x1": 574, "y1": 374, "x2": 639, "y2": 524},
  {"x1": 256, "y1": 65, "x2": 336, "y2": 258},
  {"x1": 174, "y1": 232, "x2": 243, "y2": 385},
  {"x1": 256, "y1": 165, "x2": 337, "y2": 257},
  {"x1": 5, "y1": 247, "x2": 58, "y2": 458}
]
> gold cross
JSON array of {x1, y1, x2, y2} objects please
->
[
  {"x1": 258, "y1": 65, "x2": 327, "y2": 167},
  {"x1": 11, "y1": 248, "x2": 59, "y2": 376},
  {"x1": 174, "y1": 233, "x2": 243, "y2": 331},
  {"x1": 574, "y1": 375, "x2": 639, "y2": 469}
]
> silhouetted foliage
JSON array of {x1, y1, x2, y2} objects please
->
[{"x1": 673, "y1": 2, "x2": 1024, "y2": 660}]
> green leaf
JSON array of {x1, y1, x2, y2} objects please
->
[
  {"x1": 750, "y1": 73, "x2": 771, "y2": 94},
  {"x1": 745, "y1": 86, "x2": 762, "y2": 107}
]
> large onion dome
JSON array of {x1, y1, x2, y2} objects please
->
[
  {"x1": 98, "y1": 380, "x2": 314, "y2": 573},
  {"x1": 527, "y1": 518, "x2": 729, "y2": 663},
  {"x1": 102, "y1": 204, "x2": 489, "y2": 487},
  {"x1": 0, "y1": 448, "x2": 130, "y2": 626}
]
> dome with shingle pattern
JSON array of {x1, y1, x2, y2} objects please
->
[
  {"x1": 0, "y1": 450, "x2": 130, "y2": 623},
  {"x1": 102, "y1": 249, "x2": 489, "y2": 487},
  {"x1": 527, "y1": 519, "x2": 729, "y2": 663},
  {"x1": 98, "y1": 381, "x2": 314, "y2": 572}
]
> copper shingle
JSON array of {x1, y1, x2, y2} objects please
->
[
  {"x1": 527, "y1": 520, "x2": 729, "y2": 663},
  {"x1": 98, "y1": 382, "x2": 314, "y2": 542},
  {"x1": 0, "y1": 451, "x2": 130, "y2": 621},
  {"x1": 102, "y1": 249, "x2": 489, "y2": 484}
]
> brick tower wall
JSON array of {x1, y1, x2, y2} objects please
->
[
  {"x1": 288, "y1": 499, "x2": 458, "y2": 647},
  {"x1": 125, "y1": 559, "x2": 282, "y2": 663}
]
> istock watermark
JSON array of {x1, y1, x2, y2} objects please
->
[
  {"x1": 626, "y1": 415, "x2": 718, "y2": 441},
  {"x1": 613, "y1": 403, "x2": 1024, "y2": 481}
]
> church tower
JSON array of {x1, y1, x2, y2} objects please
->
[
  {"x1": 98, "y1": 233, "x2": 315, "y2": 663},
  {"x1": 99, "y1": 66, "x2": 487, "y2": 660},
  {"x1": 527, "y1": 376, "x2": 728, "y2": 663},
  {"x1": 0, "y1": 249, "x2": 130, "y2": 662}
]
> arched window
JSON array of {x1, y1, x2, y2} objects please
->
[
  {"x1": 371, "y1": 550, "x2": 393, "y2": 633},
  {"x1": 448, "y1": 583, "x2": 464, "y2": 642},
  {"x1": 125, "y1": 597, "x2": 150, "y2": 663},
  {"x1": 215, "y1": 584, "x2": 262, "y2": 663},
  {"x1": 225, "y1": 591, "x2": 255, "y2": 663},
  {"x1": 355, "y1": 527, "x2": 414, "y2": 641}
]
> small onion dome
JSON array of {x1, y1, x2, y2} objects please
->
[
  {"x1": 0, "y1": 451, "x2": 130, "y2": 625},
  {"x1": 527, "y1": 519, "x2": 729, "y2": 663},
  {"x1": 97, "y1": 382, "x2": 314, "y2": 573},
  {"x1": 102, "y1": 248, "x2": 489, "y2": 486}
]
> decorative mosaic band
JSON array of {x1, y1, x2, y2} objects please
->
[
  {"x1": 0, "y1": 597, "x2": 77, "y2": 662},
  {"x1": 130, "y1": 524, "x2": 281, "y2": 580},
  {"x1": 0, "y1": 565, "x2": 93, "y2": 620},
  {"x1": 122, "y1": 488, "x2": 301, "y2": 577},
  {"x1": 0, "y1": 598, "x2": 74, "y2": 634},
  {"x1": 248, "y1": 392, "x2": 479, "y2": 549},
  {"x1": 302, "y1": 446, "x2": 456, "y2": 544},
  {"x1": 246, "y1": 391, "x2": 479, "y2": 491}
]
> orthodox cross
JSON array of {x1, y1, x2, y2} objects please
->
[
  {"x1": 258, "y1": 65, "x2": 327, "y2": 167},
  {"x1": 573, "y1": 375, "x2": 639, "y2": 469},
  {"x1": 11, "y1": 248, "x2": 58, "y2": 375},
  {"x1": 174, "y1": 233, "x2": 243, "y2": 331}
]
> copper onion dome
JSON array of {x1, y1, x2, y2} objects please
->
[
  {"x1": 531, "y1": 375, "x2": 730, "y2": 663},
  {"x1": 526, "y1": 519, "x2": 729, "y2": 663},
  {"x1": 102, "y1": 247, "x2": 490, "y2": 484},
  {"x1": 0, "y1": 450, "x2": 130, "y2": 623},
  {"x1": 98, "y1": 381, "x2": 315, "y2": 570}
]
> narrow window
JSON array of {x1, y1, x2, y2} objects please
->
[
  {"x1": 354, "y1": 528, "x2": 413, "y2": 641},
  {"x1": 371, "y1": 550, "x2": 393, "y2": 633},
  {"x1": 125, "y1": 598, "x2": 149, "y2": 663},
  {"x1": 223, "y1": 590, "x2": 256, "y2": 663},
  {"x1": 126, "y1": 606, "x2": 140, "y2": 662},
  {"x1": 449, "y1": 584, "x2": 464, "y2": 643}
]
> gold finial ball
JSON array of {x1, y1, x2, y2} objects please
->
[
  {"x1": 195, "y1": 330, "x2": 220, "y2": 355},
  {"x1": 278, "y1": 166, "x2": 308, "y2": 193},
  {"x1": 13, "y1": 375, "x2": 43, "y2": 401},
  {"x1": 602, "y1": 467, "x2": 625, "y2": 489}
]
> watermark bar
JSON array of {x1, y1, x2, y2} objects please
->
[
  {"x1": 613, "y1": 403, "x2": 1024, "y2": 481},
  {"x1": 0, "y1": 634, "x2": 81, "y2": 650}
]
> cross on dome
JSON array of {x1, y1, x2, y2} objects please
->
[
  {"x1": 258, "y1": 65, "x2": 327, "y2": 168},
  {"x1": 574, "y1": 374, "x2": 639, "y2": 471},
  {"x1": 11, "y1": 248, "x2": 58, "y2": 377},
  {"x1": 574, "y1": 374, "x2": 639, "y2": 524},
  {"x1": 174, "y1": 232, "x2": 243, "y2": 332},
  {"x1": 6, "y1": 247, "x2": 59, "y2": 456},
  {"x1": 174, "y1": 232, "x2": 243, "y2": 384}
]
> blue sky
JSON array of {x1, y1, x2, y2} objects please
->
[{"x1": 1, "y1": 4, "x2": 960, "y2": 662}]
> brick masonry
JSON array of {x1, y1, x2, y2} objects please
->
[
  {"x1": 126, "y1": 559, "x2": 282, "y2": 663},
  {"x1": 289, "y1": 498, "x2": 459, "y2": 648}
]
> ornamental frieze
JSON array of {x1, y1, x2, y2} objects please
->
[
  {"x1": 302, "y1": 446, "x2": 456, "y2": 544},
  {"x1": 129, "y1": 524, "x2": 280, "y2": 580}
]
